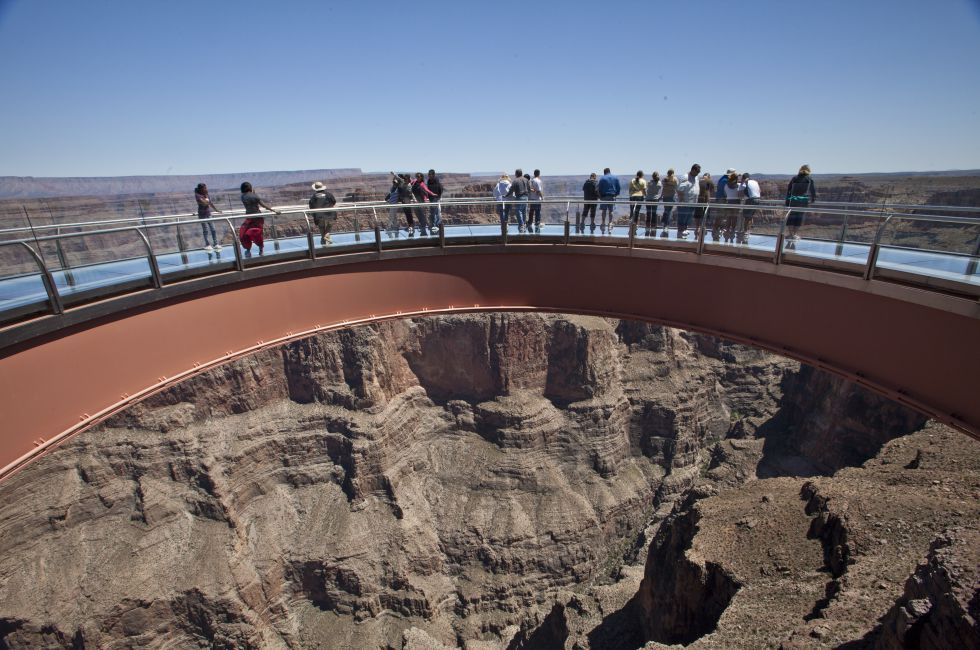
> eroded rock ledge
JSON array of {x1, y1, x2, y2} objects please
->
[{"x1": 0, "y1": 313, "x2": 970, "y2": 649}]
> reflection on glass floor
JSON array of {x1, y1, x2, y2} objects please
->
[{"x1": 2, "y1": 223, "x2": 978, "y2": 315}]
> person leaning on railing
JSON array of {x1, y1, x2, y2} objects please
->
[
  {"x1": 493, "y1": 174, "x2": 512, "y2": 226},
  {"x1": 629, "y1": 171, "x2": 647, "y2": 228},
  {"x1": 785, "y1": 164, "x2": 817, "y2": 241},
  {"x1": 582, "y1": 173, "x2": 600, "y2": 232},
  {"x1": 694, "y1": 173, "x2": 714, "y2": 240},
  {"x1": 239, "y1": 181, "x2": 281, "y2": 256},
  {"x1": 390, "y1": 173, "x2": 418, "y2": 236},
  {"x1": 597, "y1": 168, "x2": 620, "y2": 232},
  {"x1": 194, "y1": 183, "x2": 222, "y2": 251},
  {"x1": 308, "y1": 181, "x2": 337, "y2": 245},
  {"x1": 644, "y1": 171, "x2": 662, "y2": 236},
  {"x1": 722, "y1": 169, "x2": 741, "y2": 243},
  {"x1": 660, "y1": 169, "x2": 678, "y2": 235},
  {"x1": 739, "y1": 173, "x2": 761, "y2": 244}
]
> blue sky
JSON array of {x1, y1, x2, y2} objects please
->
[{"x1": 1, "y1": 0, "x2": 979, "y2": 177}]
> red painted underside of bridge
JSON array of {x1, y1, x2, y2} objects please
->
[{"x1": 1, "y1": 247, "x2": 979, "y2": 481}]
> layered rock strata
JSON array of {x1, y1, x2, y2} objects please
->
[{"x1": 0, "y1": 312, "x2": 965, "y2": 649}]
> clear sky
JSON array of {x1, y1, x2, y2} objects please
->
[{"x1": 1, "y1": 0, "x2": 979, "y2": 177}]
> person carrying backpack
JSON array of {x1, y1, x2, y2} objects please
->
[
  {"x1": 308, "y1": 181, "x2": 337, "y2": 245},
  {"x1": 785, "y1": 164, "x2": 817, "y2": 241}
]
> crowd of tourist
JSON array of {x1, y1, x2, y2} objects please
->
[{"x1": 193, "y1": 166, "x2": 816, "y2": 254}]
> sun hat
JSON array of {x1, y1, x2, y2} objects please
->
[{"x1": 311, "y1": 181, "x2": 327, "y2": 191}]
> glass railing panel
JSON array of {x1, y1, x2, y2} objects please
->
[
  {"x1": 776, "y1": 207, "x2": 874, "y2": 267},
  {"x1": 875, "y1": 217, "x2": 980, "y2": 285},
  {"x1": 45, "y1": 230, "x2": 153, "y2": 297},
  {"x1": 0, "y1": 242, "x2": 51, "y2": 311}
]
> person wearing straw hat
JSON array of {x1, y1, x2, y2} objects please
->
[{"x1": 309, "y1": 181, "x2": 337, "y2": 245}]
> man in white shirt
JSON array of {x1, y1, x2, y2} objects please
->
[
  {"x1": 528, "y1": 169, "x2": 544, "y2": 233},
  {"x1": 739, "y1": 173, "x2": 762, "y2": 244},
  {"x1": 674, "y1": 164, "x2": 701, "y2": 238}
]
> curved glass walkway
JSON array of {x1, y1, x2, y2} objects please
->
[{"x1": 1, "y1": 198, "x2": 978, "y2": 324}]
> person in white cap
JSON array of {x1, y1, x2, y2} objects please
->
[
  {"x1": 308, "y1": 181, "x2": 337, "y2": 245},
  {"x1": 722, "y1": 169, "x2": 742, "y2": 242}
]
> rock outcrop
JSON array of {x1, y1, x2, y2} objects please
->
[
  {"x1": 876, "y1": 528, "x2": 980, "y2": 650},
  {"x1": 0, "y1": 312, "x2": 968, "y2": 649}
]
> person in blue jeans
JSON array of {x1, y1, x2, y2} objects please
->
[
  {"x1": 674, "y1": 164, "x2": 701, "y2": 238},
  {"x1": 194, "y1": 183, "x2": 222, "y2": 250},
  {"x1": 427, "y1": 169, "x2": 443, "y2": 229},
  {"x1": 659, "y1": 169, "x2": 678, "y2": 236},
  {"x1": 505, "y1": 168, "x2": 530, "y2": 232},
  {"x1": 597, "y1": 167, "x2": 621, "y2": 232}
]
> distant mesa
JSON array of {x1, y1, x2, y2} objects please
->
[{"x1": 0, "y1": 169, "x2": 362, "y2": 199}]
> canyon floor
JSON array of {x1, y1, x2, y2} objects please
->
[{"x1": 0, "y1": 314, "x2": 976, "y2": 649}]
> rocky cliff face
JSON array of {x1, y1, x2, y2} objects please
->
[{"x1": 0, "y1": 312, "x2": 971, "y2": 649}]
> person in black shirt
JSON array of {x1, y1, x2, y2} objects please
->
[
  {"x1": 582, "y1": 173, "x2": 599, "y2": 232},
  {"x1": 427, "y1": 169, "x2": 444, "y2": 229}
]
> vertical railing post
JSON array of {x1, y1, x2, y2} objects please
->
[
  {"x1": 354, "y1": 210, "x2": 361, "y2": 242},
  {"x1": 835, "y1": 213, "x2": 849, "y2": 257},
  {"x1": 227, "y1": 218, "x2": 244, "y2": 272},
  {"x1": 696, "y1": 210, "x2": 708, "y2": 255},
  {"x1": 564, "y1": 220, "x2": 570, "y2": 245},
  {"x1": 774, "y1": 219, "x2": 787, "y2": 265},
  {"x1": 966, "y1": 231, "x2": 980, "y2": 277},
  {"x1": 134, "y1": 228, "x2": 163, "y2": 289},
  {"x1": 303, "y1": 212, "x2": 317, "y2": 260},
  {"x1": 628, "y1": 219, "x2": 636, "y2": 249},
  {"x1": 19, "y1": 242, "x2": 63, "y2": 315},
  {"x1": 270, "y1": 213, "x2": 280, "y2": 252},
  {"x1": 54, "y1": 226, "x2": 70, "y2": 271},
  {"x1": 864, "y1": 214, "x2": 892, "y2": 281},
  {"x1": 374, "y1": 224, "x2": 383, "y2": 253},
  {"x1": 175, "y1": 218, "x2": 187, "y2": 252},
  {"x1": 439, "y1": 222, "x2": 446, "y2": 248}
]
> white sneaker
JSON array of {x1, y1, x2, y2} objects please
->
[
  {"x1": 214, "y1": 244, "x2": 222, "y2": 250},
  {"x1": 204, "y1": 245, "x2": 213, "y2": 251}
]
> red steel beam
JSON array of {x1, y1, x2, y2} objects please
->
[{"x1": 1, "y1": 248, "x2": 979, "y2": 482}]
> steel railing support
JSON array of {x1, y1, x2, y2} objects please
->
[
  {"x1": 227, "y1": 218, "x2": 244, "y2": 272},
  {"x1": 864, "y1": 214, "x2": 893, "y2": 281},
  {"x1": 374, "y1": 224, "x2": 383, "y2": 253},
  {"x1": 774, "y1": 219, "x2": 788, "y2": 265},
  {"x1": 303, "y1": 212, "x2": 317, "y2": 260},
  {"x1": 20, "y1": 242, "x2": 63, "y2": 315},
  {"x1": 134, "y1": 229, "x2": 163, "y2": 289}
]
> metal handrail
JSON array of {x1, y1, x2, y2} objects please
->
[
  {"x1": 3, "y1": 196, "x2": 978, "y2": 237},
  {"x1": 1, "y1": 199, "x2": 977, "y2": 251},
  {"x1": 1, "y1": 197, "x2": 978, "y2": 323}
]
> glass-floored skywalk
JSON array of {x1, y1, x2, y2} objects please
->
[{"x1": 1, "y1": 199, "x2": 978, "y2": 322}]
